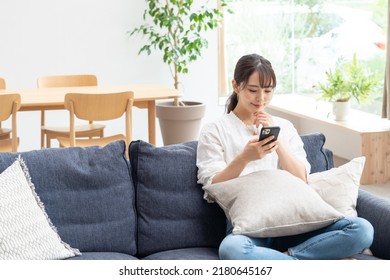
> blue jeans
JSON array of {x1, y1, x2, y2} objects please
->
[{"x1": 219, "y1": 217, "x2": 374, "y2": 260}]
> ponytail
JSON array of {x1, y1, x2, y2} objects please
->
[{"x1": 225, "y1": 92, "x2": 238, "y2": 113}]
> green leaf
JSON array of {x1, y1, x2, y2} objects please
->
[
  {"x1": 128, "y1": 0, "x2": 229, "y2": 87},
  {"x1": 190, "y1": 13, "x2": 197, "y2": 21}
]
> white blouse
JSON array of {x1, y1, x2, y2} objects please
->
[{"x1": 196, "y1": 112, "x2": 311, "y2": 200}]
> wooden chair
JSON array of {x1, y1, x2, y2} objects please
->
[
  {"x1": 57, "y1": 92, "x2": 134, "y2": 156},
  {"x1": 0, "y1": 94, "x2": 21, "y2": 152},
  {"x1": 0, "y1": 77, "x2": 5, "y2": 89},
  {"x1": 37, "y1": 74, "x2": 105, "y2": 148},
  {"x1": 0, "y1": 78, "x2": 12, "y2": 141}
]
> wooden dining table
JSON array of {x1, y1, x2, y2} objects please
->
[{"x1": 0, "y1": 85, "x2": 181, "y2": 145}]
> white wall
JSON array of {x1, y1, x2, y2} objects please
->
[{"x1": 0, "y1": 0, "x2": 225, "y2": 151}]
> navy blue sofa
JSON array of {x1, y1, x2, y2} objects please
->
[{"x1": 0, "y1": 133, "x2": 388, "y2": 260}]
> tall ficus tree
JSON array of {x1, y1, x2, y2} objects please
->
[{"x1": 129, "y1": 0, "x2": 230, "y2": 106}]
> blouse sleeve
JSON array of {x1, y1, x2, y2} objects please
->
[{"x1": 196, "y1": 123, "x2": 227, "y2": 201}]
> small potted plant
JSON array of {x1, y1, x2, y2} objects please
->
[
  {"x1": 129, "y1": 0, "x2": 229, "y2": 145},
  {"x1": 319, "y1": 54, "x2": 379, "y2": 121}
]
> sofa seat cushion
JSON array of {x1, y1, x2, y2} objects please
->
[
  {"x1": 67, "y1": 252, "x2": 139, "y2": 260},
  {"x1": 129, "y1": 140, "x2": 226, "y2": 258},
  {"x1": 142, "y1": 247, "x2": 219, "y2": 260},
  {"x1": 352, "y1": 253, "x2": 382, "y2": 260},
  {"x1": 0, "y1": 141, "x2": 137, "y2": 256}
]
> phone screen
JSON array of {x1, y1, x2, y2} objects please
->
[{"x1": 259, "y1": 126, "x2": 280, "y2": 144}]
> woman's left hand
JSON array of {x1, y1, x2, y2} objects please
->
[{"x1": 253, "y1": 110, "x2": 274, "y2": 127}]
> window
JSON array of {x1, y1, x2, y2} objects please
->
[{"x1": 220, "y1": 0, "x2": 387, "y2": 115}]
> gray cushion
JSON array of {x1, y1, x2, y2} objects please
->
[
  {"x1": 204, "y1": 169, "x2": 343, "y2": 238},
  {"x1": 0, "y1": 141, "x2": 137, "y2": 255},
  {"x1": 129, "y1": 140, "x2": 226, "y2": 258}
]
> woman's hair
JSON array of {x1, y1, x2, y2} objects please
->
[{"x1": 226, "y1": 54, "x2": 276, "y2": 113}]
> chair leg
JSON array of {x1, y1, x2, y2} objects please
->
[
  {"x1": 46, "y1": 134, "x2": 51, "y2": 148},
  {"x1": 41, "y1": 130, "x2": 45, "y2": 149},
  {"x1": 41, "y1": 110, "x2": 46, "y2": 149}
]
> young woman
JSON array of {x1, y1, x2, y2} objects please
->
[{"x1": 196, "y1": 53, "x2": 374, "y2": 260}]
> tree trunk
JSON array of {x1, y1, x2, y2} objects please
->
[{"x1": 173, "y1": 64, "x2": 183, "y2": 106}]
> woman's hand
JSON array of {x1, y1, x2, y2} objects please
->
[
  {"x1": 239, "y1": 136, "x2": 278, "y2": 164},
  {"x1": 253, "y1": 110, "x2": 274, "y2": 128},
  {"x1": 211, "y1": 136, "x2": 278, "y2": 184}
]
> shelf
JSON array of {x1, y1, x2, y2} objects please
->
[
  {"x1": 268, "y1": 94, "x2": 390, "y2": 134},
  {"x1": 267, "y1": 94, "x2": 390, "y2": 185}
]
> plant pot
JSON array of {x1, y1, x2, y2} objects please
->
[
  {"x1": 332, "y1": 101, "x2": 350, "y2": 121},
  {"x1": 156, "y1": 101, "x2": 206, "y2": 145}
]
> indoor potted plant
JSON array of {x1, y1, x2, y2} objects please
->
[
  {"x1": 319, "y1": 54, "x2": 379, "y2": 121},
  {"x1": 129, "y1": 0, "x2": 229, "y2": 145}
]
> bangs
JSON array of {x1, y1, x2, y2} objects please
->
[{"x1": 257, "y1": 64, "x2": 276, "y2": 88}]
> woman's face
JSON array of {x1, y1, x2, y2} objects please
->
[{"x1": 233, "y1": 71, "x2": 274, "y2": 114}]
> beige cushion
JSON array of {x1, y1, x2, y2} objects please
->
[
  {"x1": 0, "y1": 158, "x2": 80, "y2": 260},
  {"x1": 309, "y1": 157, "x2": 366, "y2": 217},
  {"x1": 203, "y1": 169, "x2": 343, "y2": 238}
]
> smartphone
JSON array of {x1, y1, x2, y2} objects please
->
[{"x1": 259, "y1": 126, "x2": 280, "y2": 145}]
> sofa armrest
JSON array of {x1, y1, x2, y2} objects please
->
[{"x1": 357, "y1": 189, "x2": 390, "y2": 259}]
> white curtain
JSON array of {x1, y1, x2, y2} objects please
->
[{"x1": 382, "y1": 0, "x2": 390, "y2": 119}]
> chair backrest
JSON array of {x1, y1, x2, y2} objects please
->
[
  {"x1": 37, "y1": 74, "x2": 99, "y2": 147},
  {"x1": 0, "y1": 94, "x2": 21, "y2": 152},
  {"x1": 0, "y1": 94, "x2": 21, "y2": 122},
  {"x1": 0, "y1": 78, "x2": 6, "y2": 130},
  {"x1": 64, "y1": 92, "x2": 133, "y2": 121},
  {"x1": 64, "y1": 92, "x2": 134, "y2": 147},
  {"x1": 37, "y1": 74, "x2": 97, "y2": 88},
  {"x1": 0, "y1": 77, "x2": 5, "y2": 89}
]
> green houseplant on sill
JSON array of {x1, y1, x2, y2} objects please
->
[
  {"x1": 129, "y1": 0, "x2": 229, "y2": 145},
  {"x1": 318, "y1": 54, "x2": 379, "y2": 121}
]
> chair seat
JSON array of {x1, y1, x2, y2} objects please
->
[
  {"x1": 42, "y1": 123, "x2": 105, "y2": 135},
  {"x1": 57, "y1": 134, "x2": 125, "y2": 148},
  {"x1": 0, "y1": 138, "x2": 19, "y2": 152}
]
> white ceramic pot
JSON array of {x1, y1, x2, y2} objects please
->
[
  {"x1": 332, "y1": 101, "x2": 350, "y2": 121},
  {"x1": 156, "y1": 101, "x2": 206, "y2": 145}
]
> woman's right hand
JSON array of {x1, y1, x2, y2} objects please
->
[
  {"x1": 239, "y1": 136, "x2": 278, "y2": 163},
  {"x1": 211, "y1": 136, "x2": 278, "y2": 184}
]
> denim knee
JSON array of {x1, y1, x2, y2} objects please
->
[
  {"x1": 219, "y1": 234, "x2": 251, "y2": 260},
  {"x1": 219, "y1": 234, "x2": 294, "y2": 260},
  {"x1": 352, "y1": 217, "x2": 374, "y2": 250}
]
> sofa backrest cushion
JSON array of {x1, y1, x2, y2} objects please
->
[
  {"x1": 0, "y1": 141, "x2": 137, "y2": 255},
  {"x1": 130, "y1": 140, "x2": 226, "y2": 258},
  {"x1": 301, "y1": 133, "x2": 334, "y2": 173}
]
